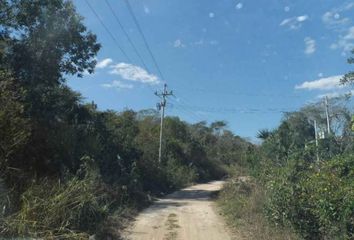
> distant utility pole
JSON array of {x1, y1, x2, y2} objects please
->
[
  {"x1": 155, "y1": 84, "x2": 173, "y2": 164},
  {"x1": 324, "y1": 96, "x2": 331, "y2": 135},
  {"x1": 313, "y1": 120, "x2": 320, "y2": 163}
]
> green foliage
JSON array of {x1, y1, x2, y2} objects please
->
[
  {"x1": 0, "y1": 0, "x2": 100, "y2": 183},
  {"x1": 264, "y1": 155, "x2": 354, "y2": 239},
  {"x1": 249, "y1": 93, "x2": 354, "y2": 240},
  {"x1": 1, "y1": 0, "x2": 100, "y2": 81},
  {"x1": 164, "y1": 158, "x2": 198, "y2": 189},
  {"x1": 257, "y1": 129, "x2": 272, "y2": 140},
  {"x1": 0, "y1": 70, "x2": 30, "y2": 193},
  {"x1": 0, "y1": 1, "x2": 252, "y2": 238},
  {"x1": 0, "y1": 105, "x2": 248, "y2": 237},
  {"x1": 1, "y1": 159, "x2": 109, "y2": 239},
  {"x1": 341, "y1": 49, "x2": 354, "y2": 85},
  {"x1": 299, "y1": 155, "x2": 353, "y2": 239},
  {"x1": 218, "y1": 177, "x2": 299, "y2": 240}
]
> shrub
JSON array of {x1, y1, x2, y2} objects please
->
[
  {"x1": 264, "y1": 154, "x2": 354, "y2": 240},
  {"x1": 164, "y1": 158, "x2": 198, "y2": 189},
  {"x1": 0, "y1": 158, "x2": 110, "y2": 239},
  {"x1": 299, "y1": 155, "x2": 354, "y2": 239},
  {"x1": 218, "y1": 177, "x2": 299, "y2": 240}
]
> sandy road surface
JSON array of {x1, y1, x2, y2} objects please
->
[{"x1": 123, "y1": 181, "x2": 232, "y2": 240}]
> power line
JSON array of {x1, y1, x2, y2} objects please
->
[
  {"x1": 173, "y1": 86, "x2": 301, "y2": 98},
  {"x1": 84, "y1": 0, "x2": 131, "y2": 62},
  {"x1": 169, "y1": 98, "x2": 205, "y2": 123},
  {"x1": 170, "y1": 105, "x2": 205, "y2": 123},
  {"x1": 101, "y1": 0, "x2": 164, "y2": 97},
  {"x1": 104, "y1": 0, "x2": 149, "y2": 70},
  {"x1": 124, "y1": 0, "x2": 166, "y2": 82},
  {"x1": 173, "y1": 103, "x2": 296, "y2": 114},
  {"x1": 170, "y1": 96, "x2": 206, "y2": 121}
]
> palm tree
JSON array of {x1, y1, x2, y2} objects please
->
[{"x1": 257, "y1": 129, "x2": 272, "y2": 140}]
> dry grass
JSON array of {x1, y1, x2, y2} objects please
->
[
  {"x1": 217, "y1": 177, "x2": 300, "y2": 240},
  {"x1": 0, "y1": 176, "x2": 109, "y2": 239}
]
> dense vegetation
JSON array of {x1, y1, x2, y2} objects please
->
[
  {"x1": 258, "y1": 102, "x2": 354, "y2": 240},
  {"x1": 1, "y1": 1, "x2": 353, "y2": 239},
  {"x1": 219, "y1": 55, "x2": 354, "y2": 239},
  {"x1": 0, "y1": 1, "x2": 251, "y2": 238}
]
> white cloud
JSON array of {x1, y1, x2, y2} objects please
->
[
  {"x1": 304, "y1": 37, "x2": 316, "y2": 55},
  {"x1": 322, "y1": 11, "x2": 350, "y2": 29},
  {"x1": 235, "y1": 3, "x2": 243, "y2": 10},
  {"x1": 323, "y1": 3, "x2": 354, "y2": 55},
  {"x1": 322, "y1": 2, "x2": 354, "y2": 30},
  {"x1": 101, "y1": 80, "x2": 134, "y2": 89},
  {"x1": 297, "y1": 15, "x2": 308, "y2": 22},
  {"x1": 173, "y1": 39, "x2": 185, "y2": 48},
  {"x1": 280, "y1": 18, "x2": 292, "y2": 26},
  {"x1": 110, "y1": 62, "x2": 159, "y2": 85},
  {"x1": 280, "y1": 15, "x2": 309, "y2": 29},
  {"x1": 96, "y1": 58, "x2": 113, "y2": 69},
  {"x1": 143, "y1": 5, "x2": 150, "y2": 14},
  {"x1": 343, "y1": 2, "x2": 354, "y2": 11},
  {"x1": 330, "y1": 26, "x2": 354, "y2": 54},
  {"x1": 295, "y1": 75, "x2": 344, "y2": 90}
]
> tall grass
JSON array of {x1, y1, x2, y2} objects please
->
[
  {"x1": 0, "y1": 157, "x2": 113, "y2": 240},
  {"x1": 218, "y1": 177, "x2": 299, "y2": 240}
]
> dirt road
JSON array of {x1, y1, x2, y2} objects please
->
[{"x1": 123, "y1": 181, "x2": 232, "y2": 240}]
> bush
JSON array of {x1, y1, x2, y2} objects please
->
[
  {"x1": 264, "y1": 155, "x2": 354, "y2": 240},
  {"x1": 164, "y1": 158, "x2": 198, "y2": 189},
  {"x1": 299, "y1": 155, "x2": 354, "y2": 239},
  {"x1": 218, "y1": 177, "x2": 299, "y2": 240},
  {"x1": 0, "y1": 160, "x2": 110, "y2": 239}
]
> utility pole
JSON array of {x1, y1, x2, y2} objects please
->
[
  {"x1": 324, "y1": 96, "x2": 331, "y2": 135},
  {"x1": 314, "y1": 120, "x2": 320, "y2": 163},
  {"x1": 155, "y1": 84, "x2": 173, "y2": 164}
]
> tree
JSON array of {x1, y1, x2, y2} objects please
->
[
  {"x1": 0, "y1": 0, "x2": 100, "y2": 128},
  {"x1": 0, "y1": 0, "x2": 100, "y2": 179},
  {"x1": 257, "y1": 129, "x2": 272, "y2": 140},
  {"x1": 1, "y1": 0, "x2": 100, "y2": 82},
  {"x1": 341, "y1": 49, "x2": 354, "y2": 85},
  {"x1": 0, "y1": 71, "x2": 30, "y2": 184},
  {"x1": 210, "y1": 120, "x2": 227, "y2": 135}
]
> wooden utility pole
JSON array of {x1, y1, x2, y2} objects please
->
[
  {"x1": 314, "y1": 120, "x2": 320, "y2": 163},
  {"x1": 325, "y1": 96, "x2": 331, "y2": 135},
  {"x1": 155, "y1": 84, "x2": 173, "y2": 163}
]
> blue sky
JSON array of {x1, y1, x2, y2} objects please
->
[{"x1": 69, "y1": 0, "x2": 354, "y2": 140}]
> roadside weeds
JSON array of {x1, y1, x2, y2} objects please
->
[{"x1": 217, "y1": 177, "x2": 300, "y2": 240}]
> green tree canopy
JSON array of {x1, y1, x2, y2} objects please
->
[{"x1": 341, "y1": 49, "x2": 354, "y2": 85}]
